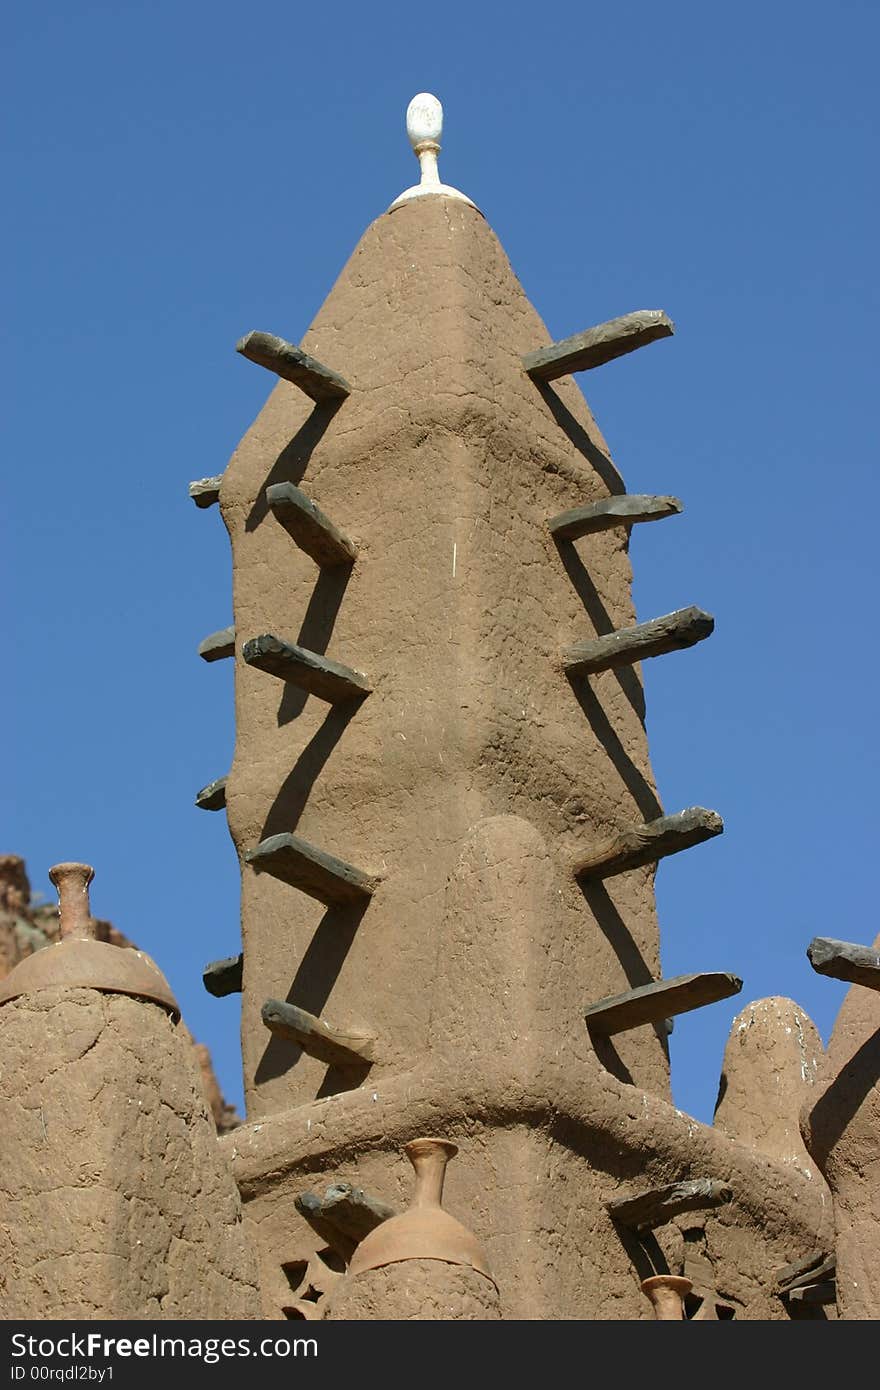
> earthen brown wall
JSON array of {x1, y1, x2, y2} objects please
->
[{"x1": 221, "y1": 197, "x2": 670, "y2": 1119}]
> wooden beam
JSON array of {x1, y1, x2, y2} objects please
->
[
  {"x1": 585, "y1": 972, "x2": 742, "y2": 1036},
  {"x1": 295, "y1": 1183, "x2": 396, "y2": 1244},
  {"x1": 787, "y1": 1282, "x2": 836, "y2": 1306},
  {"x1": 245, "y1": 831, "x2": 378, "y2": 906},
  {"x1": 266, "y1": 482, "x2": 357, "y2": 568},
  {"x1": 607, "y1": 1178, "x2": 733, "y2": 1232},
  {"x1": 242, "y1": 634, "x2": 371, "y2": 704},
  {"x1": 195, "y1": 776, "x2": 227, "y2": 811},
  {"x1": 188, "y1": 475, "x2": 222, "y2": 508},
  {"x1": 564, "y1": 606, "x2": 713, "y2": 676},
  {"x1": 774, "y1": 1249, "x2": 832, "y2": 1292},
  {"x1": 236, "y1": 330, "x2": 350, "y2": 403},
  {"x1": 807, "y1": 937, "x2": 880, "y2": 992},
  {"x1": 574, "y1": 807, "x2": 724, "y2": 881},
  {"x1": 203, "y1": 953, "x2": 243, "y2": 997},
  {"x1": 523, "y1": 310, "x2": 674, "y2": 382},
  {"x1": 776, "y1": 1254, "x2": 836, "y2": 1295},
  {"x1": 262, "y1": 999, "x2": 375, "y2": 1068},
  {"x1": 549, "y1": 494, "x2": 683, "y2": 541},
  {"x1": 198, "y1": 626, "x2": 235, "y2": 662}
]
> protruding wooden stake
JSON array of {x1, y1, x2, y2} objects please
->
[
  {"x1": 564, "y1": 607, "x2": 714, "y2": 676},
  {"x1": 775, "y1": 1253, "x2": 836, "y2": 1295},
  {"x1": 242, "y1": 634, "x2": 371, "y2": 704},
  {"x1": 608, "y1": 1178, "x2": 733, "y2": 1232},
  {"x1": 807, "y1": 937, "x2": 880, "y2": 992},
  {"x1": 262, "y1": 999, "x2": 375, "y2": 1067},
  {"x1": 549, "y1": 494, "x2": 683, "y2": 541},
  {"x1": 203, "y1": 953, "x2": 243, "y2": 997},
  {"x1": 295, "y1": 1184, "x2": 396, "y2": 1244},
  {"x1": 787, "y1": 1283, "x2": 837, "y2": 1306},
  {"x1": 188, "y1": 476, "x2": 222, "y2": 508},
  {"x1": 266, "y1": 482, "x2": 357, "y2": 568},
  {"x1": 584, "y1": 972, "x2": 742, "y2": 1036},
  {"x1": 574, "y1": 807, "x2": 723, "y2": 881},
  {"x1": 195, "y1": 776, "x2": 227, "y2": 811},
  {"x1": 236, "y1": 331, "x2": 351, "y2": 403},
  {"x1": 523, "y1": 310, "x2": 674, "y2": 382},
  {"x1": 198, "y1": 626, "x2": 235, "y2": 662},
  {"x1": 246, "y1": 832, "x2": 378, "y2": 906}
]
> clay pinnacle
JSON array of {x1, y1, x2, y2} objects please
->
[{"x1": 388, "y1": 93, "x2": 477, "y2": 213}]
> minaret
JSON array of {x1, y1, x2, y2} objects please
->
[{"x1": 197, "y1": 97, "x2": 832, "y2": 1319}]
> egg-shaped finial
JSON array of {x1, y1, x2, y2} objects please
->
[
  {"x1": 406, "y1": 93, "x2": 443, "y2": 150},
  {"x1": 389, "y1": 93, "x2": 477, "y2": 214}
]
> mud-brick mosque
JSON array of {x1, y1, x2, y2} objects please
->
[{"x1": 1, "y1": 95, "x2": 877, "y2": 1321}]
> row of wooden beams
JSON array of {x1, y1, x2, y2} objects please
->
[
  {"x1": 236, "y1": 311, "x2": 672, "y2": 407},
  {"x1": 585, "y1": 972, "x2": 742, "y2": 1037},
  {"x1": 564, "y1": 606, "x2": 714, "y2": 677},
  {"x1": 237, "y1": 330, "x2": 350, "y2": 404},
  {"x1": 195, "y1": 311, "x2": 673, "y2": 515},
  {"x1": 188, "y1": 475, "x2": 222, "y2": 509},
  {"x1": 574, "y1": 807, "x2": 723, "y2": 882},
  {"x1": 549, "y1": 494, "x2": 682, "y2": 541},
  {"x1": 807, "y1": 936, "x2": 880, "y2": 991},
  {"x1": 246, "y1": 831, "x2": 378, "y2": 906},
  {"x1": 195, "y1": 776, "x2": 227, "y2": 812},
  {"x1": 295, "y1": 1183, "x2": 395, "y2": 1244},
  {"x1": 203, "y1": 609, "x2": 711, "y2": 684},
  {"x1": 266, "y1": 482, "x2": 357, "y2": 568},
  {"x1": 203, "y1": 953, "x2": 243, "y2": 997},
  {"x1": 242, "y1": 634, "x2": 371, "y2": 705},
  {"x1": 262, "y1": 998, "x2": 375, "y2": 1068},
  {"x1": 523, "y1": 310, "x2": 674, "y2": 382},
  {"x1": 198, "y1": 626, "x2": 235, "y2": 662},
  {"x1": 607, "y1": 1178, "x2": 733, "y2": 1232}
]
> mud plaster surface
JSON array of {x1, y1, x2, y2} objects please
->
[
  {"x1": 323, "y1": 1259, "x2": 500, "y2": 1320},
  {"x1": 714, "y1": 996, "x2": 826, "y2": 1181},
  {"x1": 0, "y1": 988, "x2": 261, "y2": 1319},
  {"x1": 212, "y1": 194, "x2": 838, "y2": 1318},
  {"x1": 222, "y1": 195, "x2": 674, "y2": 1118},
  {"x1": 801, "y1": 932, "x2": 880, "y2": 1319},
  {"x1": 228, "y1": 1024, "x2": 833, "y2": 1318}
]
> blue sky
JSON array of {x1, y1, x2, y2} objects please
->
[{"x1": 3, "y1": 1, "x2": 877, "y2": 1124}]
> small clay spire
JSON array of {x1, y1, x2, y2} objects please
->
[
  {"x1": 49, "y1": 862, "x2": 96, "y2": 941},
  {"x1": 323, "y1": 1136, "x2": 500, "y2": 1320},
  {"x1": 0, "y1": 860, "x2": 180, "y2": 1018},
  {"x1": 389, "y1": 94, "x2": 476, "y2": 211}
]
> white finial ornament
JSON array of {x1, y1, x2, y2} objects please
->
[{"x1": 388, "y1": 93, "x2": 476, "y2": 212}]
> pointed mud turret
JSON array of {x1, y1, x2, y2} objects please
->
[
  {"x1": 713, "y1": 998, "x2": 826, "y2": 1179},
  {"x1": 0, "y1": 863, "x2": 261, "y2": 1318}
]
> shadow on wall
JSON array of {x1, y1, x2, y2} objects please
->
[
  {"x1": 245, "y1": 401, "x2": 344, "y2": 533},
  {"x1": 533, "y1": 382, "x2": 626, "y2": 496},
  {"x1": 254, "y1": 896, "x2": 371, "y2": 1099},
  {"x1": 555, "y1": 537, "x2": 647, "y2": 723},
  {"x1": 579, "y1": 878, "x2": 671, "y2": 1085},
  {"x1": 805, "y1": 1028, "x2": 880, "y2": 1164}
]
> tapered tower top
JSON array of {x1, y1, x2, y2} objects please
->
[{"x1": 389, "y1": 92, "x2": 477, "y2": 212}]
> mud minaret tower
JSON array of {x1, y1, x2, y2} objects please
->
[{"x1": 194, "y1": 97, "x2": 831, "y2": 1318}]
